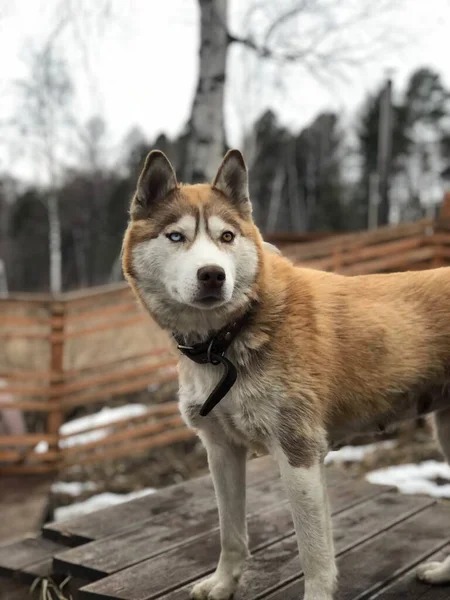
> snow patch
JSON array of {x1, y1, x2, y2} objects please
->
[
  {"x1": 325, "y1": 440, "x2": 397, "y2": 465},
  {"x1": 51, "y1": 481, "x2": 98, "y2": 496},
  {"x1": 34, "y1": 440, "x2": 49, "y2": 454},
  {"x1": 33, "y1": 404, "x2": 150, "y2": 454},
  {"x1": 60, "y1": 404, "x2": 148, "y2": 435},
  {"x1": 59, "y1": 428, "x2": 108, "y2": 449},
  {"x1": 54, "y1": 487, "x2": 156, "y2": 521},
  {"x1": 366, "y1": 460, "x2": 450, "y2": 498}
]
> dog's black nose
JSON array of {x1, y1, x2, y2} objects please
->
[{"x1": 197, "y1": 265, "x2": 226, "y2": 290}]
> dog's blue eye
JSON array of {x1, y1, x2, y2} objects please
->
[{"x1": 166, "y1": 232, "x2": 184, "y2": 243}]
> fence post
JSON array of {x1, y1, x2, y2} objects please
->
[{"x1": 48, "y1": 299, "x2": 65, "y2": 469}]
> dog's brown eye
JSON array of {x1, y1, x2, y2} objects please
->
[{"x1": 221, "y1": 231, "x2": 235, "y2": 243}]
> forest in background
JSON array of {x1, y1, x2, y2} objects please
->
[
  {"x1": 1, "y1": 1, "x2": 450, "y2": 294},
  {"x1": 1, "y1": 65, "x2": 450, "y2": 293}
]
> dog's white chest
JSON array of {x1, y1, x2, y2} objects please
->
[{"x1": 179, "y1": 359, "x2": 274, "y2": 449}]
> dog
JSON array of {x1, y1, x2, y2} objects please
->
[{"x1": 122, "y1": 148, "x2": 450, "y2": 600}]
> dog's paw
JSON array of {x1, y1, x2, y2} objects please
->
[
  {"x1": 416, "y1": 559, "x2": 450, "y2": 584},
  {"x1": 190, "y1": 574, "x2": 236, "y2": 600}
]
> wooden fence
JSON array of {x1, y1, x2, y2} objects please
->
[
  {"x1": 282, "y1": 217, "x2": 450, "y2": 274},
  {"x1": 1, "y1": 208, "x2": 450, "y2": 474},
  {"x1": 0, "y1": 284, "x2": 190, "y2": 474}
]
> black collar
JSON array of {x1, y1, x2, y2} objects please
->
[{"x1": 173, "y1": 307, "x2": 254, "y2": 417}]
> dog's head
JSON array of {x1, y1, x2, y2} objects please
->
[{"x1": 122, "y1": 149, "x2": 265, "y2": 334}]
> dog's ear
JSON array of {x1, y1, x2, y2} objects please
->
[
  {"x1": 131, "y1": 150, "x2": 178, "y2": 219},
  {"x1": 212, "y1": 149, "x2": 251, "y2": 217}
]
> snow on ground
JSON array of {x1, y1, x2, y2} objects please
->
[
  {"x1": 325, "y1": 440, "x2": 397, "y2": 465},
  {"x1": 34, "y1": 440, "x2": 50, "y2": 453},
  {"x1": 54, "y1": 487, "x2": 156, "y2": 522},
  {"x1": 33, "y1": 404, "x2": 149, "y2": 454},
  {"x1": 366, "y1": 460, "x2": 450, "y2": 498},
  {"x1": 60, "y1": 404, "x2": 149, "y2": 436},
  {"x1": 51, "y1": 481, "x2": 98, "y2": 496}
]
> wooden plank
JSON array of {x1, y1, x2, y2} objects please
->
[
  {"x1": 263, "y1": 502, "x2": 450, "y2": 600},
  {"x1": 53, "y1": 314, "x2": 148, "y2": 341},
  {"x1": 62, "y1": 348, "x2": 171, "y2": 378},
  {"x1": 0, "y1": 537, "x2": 66, "y2": 578},
  {"x1": 0, "y1": 369, "x2": 53, "y2": 381},
  {"x1": 62, "y1": 415, "x2": 185, "y2": 456},
  {"x1": 0, "y1": 385, "x2": 50, "y2": 398},
  {"x1": 54, "y1": 476, "x2": 288, "y2": 581},
  {"x1": 0, "y1": 315, "x2": 50, "y2": 326},
  {"x1": 302, "y1": 236, "x2": 426, "y2": 272},
  {"x1": 0, "y1": 447, "x2": 59, "y2": 463},
  {"x1": 0, "y1": 433, "x2": 57, "y2": 447},
  {"x1": 56, "y1": 359, "x2": 176, "y2": 397},
  {"x1": 65, "y1": 301, "x2": 141, "y2": 324},
  {"x1": 56, "y1": 467, "x2": 365, "y2": 582},
  {"x1": 0, "y1": 463, "x2": 58, "y2": 475},
  {"x1": 0, "y1": 332, "x2": 49, "y2": 340},
  {"x1": 60, "y1": 372, "x2": 177, "y2": 409},
  {"x1": 0, "y1": 400, "x2": 56, "y2": 412},
  {"x1": 62, "y1": 427, "x2": 196, "y2": 467},
  {"x1": 340, "y1": 246, "x2": 435, "y2": 276},
  {"x1": 284, "y1": 219, "x2": 431, "y2": 261},
  {"x1": 369, "y1": 543, "x2": 450, "y2": 599},
  {"x1": 159, "y1": 490, "x2": 433, "y2": 600},
  {"x1": 43, "y1": 456, "x2": 280, "y2": 545},
  {"x1": 78, "y1": 476, "x2": 388, "y2": 599}
]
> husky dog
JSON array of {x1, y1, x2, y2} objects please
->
[{"x1": 122, "y1": 149, "x2": 450, "y2": 600}]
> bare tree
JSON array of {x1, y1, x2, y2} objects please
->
[
  {"x1": 13, "y1": 38, "x2": 74, "y2": 294},
  {"x1": 186, "y1": 0, "x2": 407, "y2": 182},
  {"x1": 6, "y1": 0, "x2": 114, "y2": 293}
]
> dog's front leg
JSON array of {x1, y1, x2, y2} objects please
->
[
  {"x1": 191, "y1": 426, "x2": 249, "y2": 600},
  {"x1": 275, "y1": 448, "x2": 337, "y2": 600}
]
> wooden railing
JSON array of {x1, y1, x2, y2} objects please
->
[
  {"x1": 282, "y1": 218, "x2": 450, "y2": 274},
  {"x1": 1, "y1": 212, "x2": 450, "y2": 474}
]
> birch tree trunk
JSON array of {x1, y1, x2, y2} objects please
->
[
  {"x1": 183, "y1": 0, "x2": 228, "y2": 183},
  {"x1": 286, "y1": 142, "x2": 307, "y2": 232},
  {"x1": 266, "y1": 166, "x2": 285, "y2": 232},
  {"x1": 47, "y1": 193, "x2": 62, "y2": 295},
  {"x1": 0, "y1": 260, "x2": 8, "y2": 296}
]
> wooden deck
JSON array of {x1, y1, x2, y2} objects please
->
[
  {"x1": 0, "y1": 476, "x2": 53, "y2": 543},
  {"x1": 1, "y1": 455, "x2": 450, "y2": 599}
]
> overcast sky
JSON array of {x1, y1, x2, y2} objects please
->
[{"x1": 1, "y1": 0, "x2": 450, "y2": 180}]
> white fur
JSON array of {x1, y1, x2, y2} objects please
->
[
  {"x1": 417, "y1": 558, "x2": 450, "y2": 584},
  {"x1": 190, "y1": 423, "x2": 249, "y2": 600},
  {"x1": 131, "y1": 212, "x2": 258, "y2": 334},
  {"x1": 275, "y1": 452, "x2": 337, "y2": 600},
  {"x1": 417, "y1": 409, "x2": 450, "y2": 584}
]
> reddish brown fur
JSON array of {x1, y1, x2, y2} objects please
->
[
  {"x1": 122, "y1": 150, "x2": 450, "y2": 599},
  {"x1": 123, "y1": 168, "x2": 450, "y2": 464}
]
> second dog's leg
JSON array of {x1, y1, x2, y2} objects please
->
[
  {"x1": 191, "y1": 427, "x2": 249, "y2": 600},
  {"x1": 276, "y1": 450, "x2": 337, "y2": 600},
  {"x1": 417, "y1": 407, "x2": 450, "y2": 584}
]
